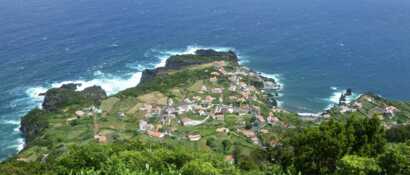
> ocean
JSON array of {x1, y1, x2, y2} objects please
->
[{"x1": 1, "y1": 0, "x2": 410, "y2": 160}]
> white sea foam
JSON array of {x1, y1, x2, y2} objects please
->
[
  {"x1": 16, "y1": 138, "x2": 24, "y2": 151},
  {"x1": 1, "y1": 120, "x2": 20, "y2": 125},
  {"x1": 259, "y1": 72, "x2": 284, "y2": 90},
  {"x1": 277, "y1": 100, "x2": 284, "y2": 107},
  {"x1": 298, "y1": 112, "x2": 322, "y2": 117},
  {"x1": 25, "y1": 71, "x2": 142, "y2": 99},
  {"x1": 6, "y1": 138, "x2": 25, "y2": 152},
  {"x1": 259, "y1": 72, "x2": 284, "y2": 107},
  {"x1": 25, "y1": 86, "x2": 48, "y2": 108},
  {"x1": 324, "y1": 87, "x2": 361, "y2": 109}
]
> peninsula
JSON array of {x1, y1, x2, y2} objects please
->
[{"x1": 1, "y1": 50, "x2": 409, "y2": 175}]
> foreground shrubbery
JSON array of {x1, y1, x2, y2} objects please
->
[
  {"x1": 2, "y1": 115, "x2": 410, "y2": 175},
  {"x1": 1, "y1": 139, "x2": 272, "y2": 175},
  {"x1": 269, "y1": 114, "x2": 410, "y2": 175}
]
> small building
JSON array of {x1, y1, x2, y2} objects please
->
[
  {"x1": 181, "y1": 117, "x2": 208, "y2": 126},
  {"x1": 66, "y1": 117, "x2": 77, "y2": 123},
  {"x1": 352, "y1": 102, "x2": 363, "y2": 109},
  {"x1": 184, "y1": 98, "x2": 193, "y2": 104},
  {"x1": 384, "y1": 106, "x2": 399, "y2": 117},
  {"x1": 267, "y1": 113, "x2": 280, "y2": 125},
  {"x1": 94, "y1": 133, "x2": 107, "y2": 143},
  {"x1": 164, "y1": 106, "x2": 177, "y2": 115},
  {"x1": 218, "y1": 67, "x2": 226, "y2": 74},
  {"x1": 177, "y1": 105, "x2": 192, "y2": 115},
  {"x1": 201, "y1": 85, "x2": 208, "y2": 91},
  {"x1": 214, "y1": 113, "x2": 224, "y2": 121},
  {"x1": 240, "y1": 129, "x2": 259, "y2": 144},
  {"x1": 260, "y1": 129, "x2": 269, "y2": 134},
  {"x1": 90, "y1": 106, "x2": 103, "y2": 114},
  {"x1": 75, "y1": 110, "x2": 86, "y2": 118},
  {"x1": 256, "y1": 115, "x2": 266, "y2": 124},
  {"x1": 139, "y1": 120, "x2": 154, "y2": 131},
  {"x1": 193, "y1": 96, "x2": 202, "y2": 102},
  {"x1": 167, "y1": 98, "x2": 174, "y2": 106},
  {"x1": 211, "y1": 88, "x2": 224, "y2": 94},
  {"x1": 146, "y1": 130, "x2": 165, "y2": 138},
  {"x1": 340, "y1": 105, "x2": 356, "y2": 113},
  {"x1": 117, "y1": 112, "x2": 126, "y2": 119},
  {"x1": 187, "y1": 134, "x2": 201, "y2": 141},
  {"x1": 210, "y1": 77, "x2": 218, "y2": 83},
  {"x1": 140, "y1": 104, "x2": 153, "y2": 112},
  {"x1": 211, "y1": 72, "x2": 221, "y2": 76},
  {"x1": 216, "y1": 127, "x2": 230, "y2": 133},
  {"x1": 224, "y1": 155, "x2": 234, "y2": 164},
  {"x1": 229, "y1": 85, "x2": 237, "y2": 92},
  {"x1": 204, "y1": 96, "x2": 215, "y2": 104},
  {"x1": 199, "y1": 109, "x2": 207, "y2": 116}
]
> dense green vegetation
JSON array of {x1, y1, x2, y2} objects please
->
[
  {"x1": 3, "y1": 113, "x2": 410, "y2": 175},
  {"x1": 118, "y1": 67, "x2": 214, "y2": 98},
  {"x1": 269, "y1": 114, "x2": 387, "y2": 174}
]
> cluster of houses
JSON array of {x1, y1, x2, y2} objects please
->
[
  {"x1": 326, "y1": 94, "x2": 403, "y2": 124},
  {"x1": 63, "y1": 61, "x2": 288, "y2": 146},
  {"x1": 136, "y1": 61, "x2": 283, "y2": 143},
  {"x1": 64, "y1": 61, "x2": 285, "y2": 146}
]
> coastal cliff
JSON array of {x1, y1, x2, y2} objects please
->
[
  {"x1": 140, "y1": 49, "x2": 238, "y2": 84},
  {"x1": 1, "y1": 49, "x2": 410, "y2": 175}
]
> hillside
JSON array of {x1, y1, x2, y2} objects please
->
[{"x1": 1, "y1": 50, "x2": 410, "y2": 175}]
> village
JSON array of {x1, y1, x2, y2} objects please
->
[
  {"x1": 67, "y1": 60, "x2": 407, "y2": 147},
  {"x1": 133, "y1": 61, "x2": 285, "y2": 144},
  {"x1": 60, "y1": 60, "x2": 291, "y2": 149}
]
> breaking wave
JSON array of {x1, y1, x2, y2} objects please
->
[
  {"x1": 324, "y1": 86, "x2": 361, "y2": 109},
  {"x1": 259, "y1": 72, "x2": 285, "y2": 107}
]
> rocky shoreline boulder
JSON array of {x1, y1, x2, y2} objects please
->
[
  {"x1": 42, "y1": 83, "x2": 106, "y2": 112},
  {"x1": 81, "y1": 86, "x2": 107, "y2": 104}
]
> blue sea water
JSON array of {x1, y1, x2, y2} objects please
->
[{"x1": 1, "y1": 0, "x2": 410, "y2": 160}]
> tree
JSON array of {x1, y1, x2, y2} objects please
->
[
  {"x1": 385, "y1": 125, "x2": 410, "y2": 142},
  {"x1": 378, "y1": 143, "x2": 410, "y2": 175},
  {"x1": 345, "y1": 115, "x2": 386, "y2": 156},
  {"x1": 222, "y1": 139, "x2": 232, "y2": 154},
  {"x1": 277, "y1": 115, "x2": 386, "y2": 174},
  {"x1": 57, "y1": 144, "x2": 113, "y2": 173},
  {"x1": 206, "y1": 137, "x2": 219, "y2": 151},
  {"x1": 336, "y1": 155, "x2": 381, "y2": 175},
  {"x1": 181, "y1": 160, "x2": 221, "y2": 175}
]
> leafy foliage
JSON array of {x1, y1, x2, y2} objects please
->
[
  {"x1": 336, "y1": 155, "x2": 381, "y2": 175},
  {"x1": 270, "y1": 115, "x2": 386, "y2": 174}
]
